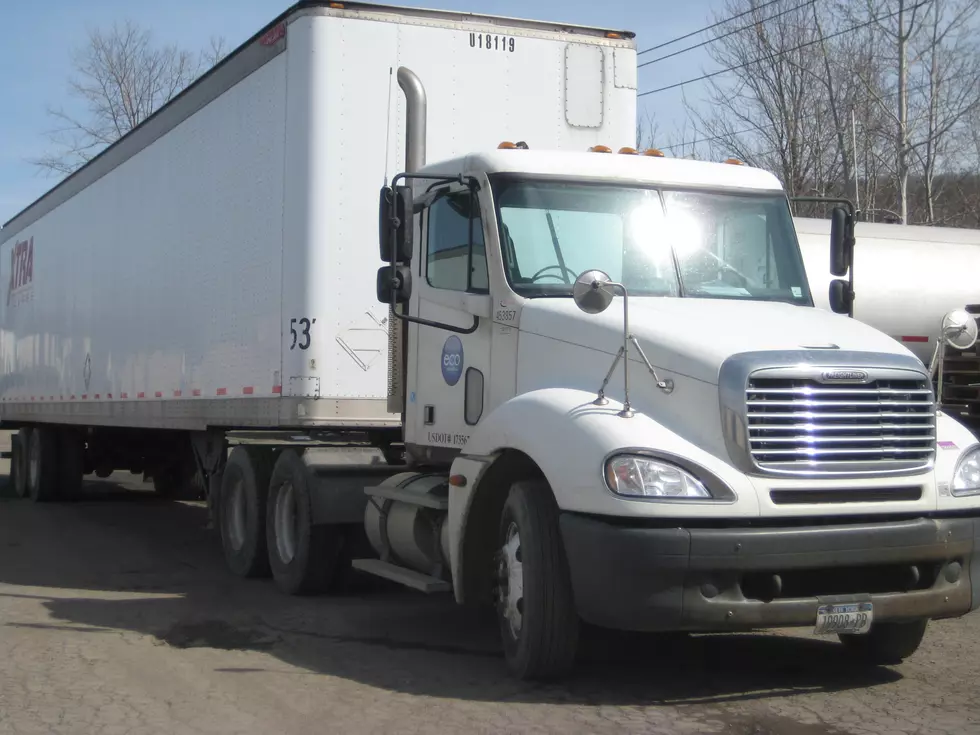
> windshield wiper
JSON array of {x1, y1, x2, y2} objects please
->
[{"x1": 545, "y1": 212, "x2": 571, "y2": 285}]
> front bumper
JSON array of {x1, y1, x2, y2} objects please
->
[{"x1": 559, "y1": 513, "x2": 980, "y2": 632}]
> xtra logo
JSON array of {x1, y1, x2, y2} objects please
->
[{"x1": 7, "y1": 236, "x2": 34, "y2": 307}]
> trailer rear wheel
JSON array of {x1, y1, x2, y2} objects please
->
[
  {"x1": 218, "y1": 447, "x2": 273, "y2": 578},
  {"x1": 58, "y1": 430, "x2": 85, "y2": 500},
  {"x1": 266, "y1": 449, "x2": 345, "y2": 596},
  {"x1": 839, "y1": 619, "x2": 928, "y2": 665},
  {"x1": 11, "y1": 429, "x2": 31, "y2": 498},
  {"x1": 27, "y1": 427, "x2": 60, "y2": 503},
  {"x1": 495, "y1": 480, "x2": 579, "y2": 680}
]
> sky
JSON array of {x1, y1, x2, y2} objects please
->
[{"x1": 0, "y1": 0, "x2": 721, "y2": 224}]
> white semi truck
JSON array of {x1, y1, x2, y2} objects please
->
[
  {"x1": 4, "y1": 1, "x2": 980, "y2": 680},
  {"x1": 797, "y1": 217, "x2": 980, "y2": 435}
]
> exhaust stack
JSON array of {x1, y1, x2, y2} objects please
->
[
  {"x1": 387, "y1": 67, "x2": 427, "y2": 418},
  {"x1": 397, "y1": 67, "x2": 427, "y2": 172}
]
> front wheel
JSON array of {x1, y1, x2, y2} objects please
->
[
  {"x1": 495, "y1": 480, "x2": 579, "y2": 680},
  {"x1": 839, "y1": 619, "x2": 928, "y2": 665}
]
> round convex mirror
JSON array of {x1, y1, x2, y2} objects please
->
[
  {"x1": 942, "y1": 309, "x2": 979, "y2": 351},
  {"x1": 572, "y1": 270, "x2": 615, "y2": 314}
]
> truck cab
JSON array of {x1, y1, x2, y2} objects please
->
[{"x1": 374, "y1": 107, "x2": 980, "y2": 678}]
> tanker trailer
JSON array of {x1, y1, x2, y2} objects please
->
[{"x1": 796, "y1": 217, "x2": 980, "y2": 434}]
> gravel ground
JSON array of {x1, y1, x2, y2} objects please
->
[{"x1": 1, "y1": 457, "x2": 979, "y2": 734}]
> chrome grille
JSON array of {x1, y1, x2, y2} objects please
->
[{"x1": 746, "y1": 376, "x2": 935, "y2": 474}]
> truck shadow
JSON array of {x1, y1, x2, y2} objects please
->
[{"x1": 0, "y1": 473, "x2": 901, "y2": 706}]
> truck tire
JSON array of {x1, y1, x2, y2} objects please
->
[
  {"x1": 266, "y1": 449, "x2": 345, "y2": 596},
  {"x1": 27, "y1": 427, "x2": 60, "y2": 503},
  {"x1": 839, "y1": 619, "x2": 928, "y2": 665},
  {"x1": 58, "y1": 430, "x2": 85, "y2": 500},
  {"x1": 11, "y1": 429, "x2": 30, "y2": 498},
  {"x1": 495, "y1": 480, "x2": 579, "y2": 680},
  {"x1": 218, "y1": 447, "x2": 273, "y2": 578}
]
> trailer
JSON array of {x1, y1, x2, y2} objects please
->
[
  {"x1": 5, "y1": 1, "x2": 980, "y2": 681},
  {"x1": 796, "y1": 217, "x2": 980, "y2": 434}
]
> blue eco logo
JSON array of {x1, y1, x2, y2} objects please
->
[{"x1": 441, "y1": 336, "x2": 464, "y2": 386}]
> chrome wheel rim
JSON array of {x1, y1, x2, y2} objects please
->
[
  {"x1": 497, "y1": 522, "x2": 524, "y2": 638},
  {"x1": 274, "y1": 482, "x2": 298, "y2": 564},
  {"x1": 226, "y1": 478, "x2": 247, "y2": 552},
  {"x1": 27, "y1": 434, "x2": 40, "y2": 493}
]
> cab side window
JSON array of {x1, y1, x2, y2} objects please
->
[{"x1": 426, "y1": 191, "x2": 488, "y2": 292}]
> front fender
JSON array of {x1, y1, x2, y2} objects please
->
[
  {"x1": 452, "y1": 387, "x2": 760, "y2": 520},
  {"x1": 936, "y1": 410, "x2": 980, "y2": 513}
]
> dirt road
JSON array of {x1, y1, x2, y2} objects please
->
[{"x1": 1, "y1": 465, "x2": 979, "y2": 734}]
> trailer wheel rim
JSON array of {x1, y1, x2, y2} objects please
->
[
  {"x1": 27, "y1": 434, "x2": 40, "y2": 493},
  {"x1": 274, "y1": 481, "x2": 298, "y2": 564},
  {"x1": 498, "y1": 522, "x2": 524, "y2": 638},
  {"x1": 226, "y1": 478, "x2": 247, "y2": 552}
]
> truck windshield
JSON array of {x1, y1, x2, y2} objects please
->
[{"x1": 491, "y1": 178, "x2": 812, "y2": 305}]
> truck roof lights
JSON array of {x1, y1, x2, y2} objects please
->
[
  {"x1": 588, "y1": 145, "x2": 613, "y2": 153},
  {"x1": 724, "y1": 158, "x2": 744, "y2": 165},
  {"x1": 618, "y1": 147, "x2": 638, "y2": 155},
  {"x1": 498, "y1": 141, "x2": 529, "y2": 149},
  {"x1": 643, "y1": 148, "x2": 665, "y2": 157}
]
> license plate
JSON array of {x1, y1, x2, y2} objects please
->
[{"x1": 814, "y1": 602, "x2": 873, "y2": 635}]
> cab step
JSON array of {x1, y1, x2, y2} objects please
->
[{"x1": 351, "y1": 558, "x2": 452, "y2": 593}]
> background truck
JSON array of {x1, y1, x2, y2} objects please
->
[
  {"x1": 5, "y1": 0, "x2": 980, "y2": 681},
  {"x1": 796, "y1": 217, "x2": 980, "y2": 435}
]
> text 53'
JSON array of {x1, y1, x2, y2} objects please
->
[{"x1": 289, "y1": 318, "x2": 316, "y2": 350}]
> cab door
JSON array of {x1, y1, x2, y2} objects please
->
[{"x1": 405, "y1": 185, "x2": 492, "y2": 459}]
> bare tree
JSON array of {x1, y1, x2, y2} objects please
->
[
  {"x1": 34, "y1": 21, "x2": 227, "y2": 176},
  {"x1": 664, "y1": 0, "x2": 980, "y2": 227},
  {"x1": 636, "y1": 110, "x2": 661, "y2": 151},
  {"x1": 910, "y1": 0, "x2": 980, "y2": 223},
  {"x1": 685, "y1": 0, "x2": 834, "y2": 202}
]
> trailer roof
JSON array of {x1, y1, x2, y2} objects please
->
[
  {"x1": 2, "y1": 1, "x2": 634, "y2": 240},
  {"x1": 302, "y1": 0, "x2": 636, "y2": 38}
]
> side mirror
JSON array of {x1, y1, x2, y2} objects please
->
[
  {"x1": 941, "y1": 309, "x2": 978, "y2": 351},
  {"x1": 829, "y1": 278, "x2": 853, "y2": 315},
  {"x1": 376, "y1": 265, "x2": 412, "y2": 305},
  {"x1": 379, "y1": 185, "x2": 414, "y2": 263},
  {"x1": 572, "y1": 269, "x2": 616, "y2": 314},
  {"x1": 829, "y1": 205, "x2": 853, "y2": 277}
]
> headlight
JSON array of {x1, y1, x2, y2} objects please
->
[
  {"x1": 605, "y1": 455, "x2": 717, "y2": 499},
  {"x1": 952, "y1": 445, "x2": 980, "y2": 497}
]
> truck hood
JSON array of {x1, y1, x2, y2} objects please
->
[{"x1": 519, "y1": 297, "x2": 916, "y2": 386}]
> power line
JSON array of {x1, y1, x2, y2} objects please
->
[
  {"x1": 651, "y1": 67, "x2": 980, "y2": 152},
  {"x1": 637, "y1": 0, "x2": 787, "y2": 56},
  {"x1": 638, "y1": 0, "x2": 816, "y2": 70},
  {"x1": 638, "y1": 2, "x2": 929, "y2": 98}
]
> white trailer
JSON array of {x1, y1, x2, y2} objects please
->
[
  {"x1": 5, "y1": 1, "x2": 980, "y2": 681},
  {"x1": 796, "y1": 217, "x2": 980, "y2": 433}
]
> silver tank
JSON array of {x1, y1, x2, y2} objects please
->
[{"x1": 796, "y1": 217, "x2": 980, "y2": 366}]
